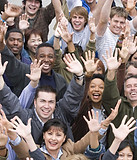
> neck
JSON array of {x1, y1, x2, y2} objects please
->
[
  {"x1": 128, "y1": 8, "x2": 137, "y2": 18},
  {"x1": 47, "y1": 149, "x2": 60, "y2": 159},
  {"x1": 14, "y1": 53, "x2": 21, "y2": 60},
  {"x1": 29, "y1": 51, "x2": 36, "y2": 62},
  {"x1": 25, "y1": 10, "x2": 37, "y2": 19},
  {"x1": 92, "y1": 101, "x2": 102, "y2": 109},
  {"x1": 129, "y1": 100, "x2": 137, "y2": 108}
]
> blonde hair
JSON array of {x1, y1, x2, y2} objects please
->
[{"x1": 69, "y1": 6, "x2": 88, "y2": 26}]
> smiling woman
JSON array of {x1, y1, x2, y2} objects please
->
[{"x1": 72, "y1": 74, "x2": 106, "y2": 142}]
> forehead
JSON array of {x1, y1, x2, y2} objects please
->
[
  {"x1": 127, "y1": 65, "x2": 137, "y2": 74},
  {"x1": 29, "y1": 34, "x2": 41, "y2": 40},
  {"x1": 90, "y1": 78, "x2": 104, "y2": 85},
  {"x1": 38, "y1": 46, "x2": 54, "y2": 54},
  {"x1": 8, "y1": 32, "x2": 23, "y2": 39},
  {"x1": 47, "y1": 126, "x2": 64, "y2": 133},
  {"x1": 37, "y1": 91, "x2": 56, "y2": 100},
  {"x1": 125, "y1": 77, "x2": 137, "y2": 85},
  {"x1": 111, "y1": 15, "x2": 126, "y2": 22},
  {"x1": 72, "y1": 13, "x2": 84, "y2": 18},
  {"x1": 119, "y1": 146, "x2": 133, "y2": 153}
]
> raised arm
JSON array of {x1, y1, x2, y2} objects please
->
[
  {"x1": 51, "y1": 0, "x2": 63, "y2": 22},
  {"x1": 19, "y1": 59, "x2": 43, "y2": 109},
  {"x1": 102, "y1": 115, "x2": 137, "y2": 160},
  {"x1": 10, "y1": 116, "x2": 45, "y2": 160},
  {"x1": 1, "y1": 3, "x2": 22, "y2": 21},
  {"x1": 96, "y1": 0, "x2": 113, "y2": 36},
  {"x1": 103, "y1": 48, "x2": 122, "y2": 81},
  {"x1": 81, "y1": 50, "x2": 99, "y2": 77},
  {"x1": 63, "y1": 53, "x2": 84, "y2": 85}
]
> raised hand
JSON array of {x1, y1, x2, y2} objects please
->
[
  {"x1": 101, "y1": 99, "x2": 121, "y2": 128},
  {"x1": 0, "y1": 54, "x2": 8, "y2": 76},
  {"x1": 26, "y1": 59, "x2": 43, "y2": 82},
  {"x1": 19, "y1": 13, "x2": 30, "y2": 31},
  {"x1": 63, "y1": 53, "x2": 83, "y2": 76},
  {"x1": 88, "y1": 17, "x2": 96, "y2": 34},
  {"x1": 4, "y1": 3, "x2": 22, "y2": 18},
  {"x1": 10, "y1": 116, "x2": 31, "y2": 139},
  {"x1": 0, "y1": 123, "x2": 8, "y2": 148},
  {"x1": 0, "y1": 109, "x2": 13, "y2": 131},
  {"x1": 0, "y1": 20, "x2": 7, "y2": 44},
  {"x1": 81, "y1": 50, "x2": 99, "y2": 75},
  {"x1": 119, "y1": 37, "x2": 130, "y2": 63},
  {"x1": 103, "y1": 48, "x2": 122, "y2": 71},
  {"x1": 110, "y1": 115, "x2": 137, "y2": 142},
  {"x1": 84, "y1": 109, "x2": 101, "y2": 133},
  {"x1": 57, "y1": 22, "x2": 73, "y2": 44},
  {"x1": 127, "y1": 35, "x2": 137, "y2": 55}
]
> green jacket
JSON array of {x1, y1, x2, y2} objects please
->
[
  {"x1": 53, "y1": 40, "x2": 96, "y2": 84},
  {"x1": 102, "y1": 76, "x2": 137, "y2": 155}
]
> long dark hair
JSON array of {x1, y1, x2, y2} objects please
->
[{"x1": 72, "y1": 74, "x2": 104, "y2": 141}]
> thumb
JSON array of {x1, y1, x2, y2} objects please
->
[
  {"x1": 28, "y1": 118, "x2": 32, "y2": 126},
  {"x1": 110, "y1": 123, "x2": 115, "y2": 132},
  {"x1": 26, "y1": 74, "x2": 31, "y2": 79}
]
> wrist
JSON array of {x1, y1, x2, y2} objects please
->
[
  {"x1": 74, "y1": 73, "x2": 84, "y2": 81},
  {"x1": 54, "y1": 35, "x2": 60, "y2": 39},
  {"x1": 0, "y1": 146, "x2": 6, "y2": 150}
]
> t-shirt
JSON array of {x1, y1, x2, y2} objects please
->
[{"x1": 96, "y1": 27, "x2": 119, "y2": 70}]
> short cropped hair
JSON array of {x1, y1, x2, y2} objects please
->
[
  {"x1": 36, "y1": 42, "x2": 54, "y2": 55},
  {"x1": 69, "y1": 6, "x2": 88, "y2": 26},
  {"x1": 110, "y1": 6, "x2": 128, "y2": 19},
  {"x1": 5, "y1": 28, "x2": 24, "y2": 41},
  {"x1": 34, "y1": 85, "x2": 56, "y2": 100}
]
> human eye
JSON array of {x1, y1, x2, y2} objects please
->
[
  {"x1": 39, "y1": 54, "x2": 44, "y2": 58},
  {"x1": 48, "y1": 55, "x2": 54, "y2": 59},
  {"x1": 49, "y1": 100, "x2": 55, "y2": 104},
  {"x1": 9, "y1": 38, "x2": 14, "y2": 41},
  {"x1": 119, "y1": 153, "x2": 124, "y2": 158},
  {"x1": 18, "y1": 39, "x2": 23, "y2": 42},
  {"x1": 126, "y1": 84, "x2": 132, "y2": 88},
  {"x1": 38, "y1": 39, "x2": 42, "y2": 42},
  {"x1": 90, "y1": 84, "x2": 95, "y2": 88},
  {"x1": 99, "y1": 85, "x2": 104, "y2": 89},
  {"x1": 47, "y1": 131, "x2": 52, "y2": 135}
]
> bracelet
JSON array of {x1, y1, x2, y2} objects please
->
[
  {"x1": 0, "y1": 146, "x2": 6, "y2": 150},
  {"x1": 74, "y1": 73, "x2": 84, "y2": 80},
  {"x1": 103, "y1": 124, "x2": 109, "y2": 128},
  {"x1": 0, "y1": 17, "x2": 5, "y2": 23},
  {"x1": 54, "y1": 35, "x2": 60, "y2": 39}
]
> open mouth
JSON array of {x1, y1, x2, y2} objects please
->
[
  {"x1": 92, "y1": 93, "x2": 101, "y2": 99},
  {"x1": 42, "y1": 64, "x2": 50, "y2": 70}
]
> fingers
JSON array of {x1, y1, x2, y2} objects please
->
[
  {"x1": 121, "y1": 115, "x2": 128, "y2": 125},
  {"x1": 110, "y1": 123, "x2": 115, "y2": 131},
  {"x1": 126, "y1": 117, "x2": 135, "y2": 127},
  {"x1": 0, "y1": 109, "x2": 7, "y2": 120},
  {"x1": 114, "y1": 99, "x2": 121, "y2": 112}
]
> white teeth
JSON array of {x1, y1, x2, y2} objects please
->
[
  {"x1": 93, "y1": 93, "x2": 100, "y2": 96},
  {"x1": 130, "y1": 92, "x2": 136, "y2": 96}
]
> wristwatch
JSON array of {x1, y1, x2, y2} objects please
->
[{"x1": 74, "y1": 73, "x2": 85, "y2": 80}]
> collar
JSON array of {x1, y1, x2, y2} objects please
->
[
  {"x1": 34, "y1": 109, "x2": 54, "y2": 126},
  {"x1": 40, "y1": 145, "x2": 63, "y2": 160}
]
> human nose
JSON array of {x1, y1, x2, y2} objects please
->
[
  {"x1": 94, "y1": 86, "x2": 99, "y2": 91},
  {"x1": 14, "y1": 40, "x2": 18, "y2": 45},
  {"x1": 51, "y1": 134, "x2": 56, "y2": 140}
]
